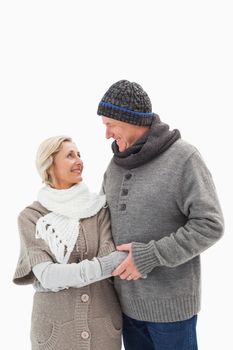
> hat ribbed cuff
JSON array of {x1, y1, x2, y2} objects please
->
[{"x1": 97, "y1": 102, "x2": 154, "y2": 126}]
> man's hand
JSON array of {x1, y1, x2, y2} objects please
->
[{"x1": 112, "y1": 243, "x2": 142, "y2": 280}]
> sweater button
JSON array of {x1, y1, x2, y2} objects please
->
[
  {"x1": 81, "y1": 294, "x2": 89, "y2": 303},
  {"x1": 121, "y1": 189, "x2": 128, "y2": 196},
  {"x1": 81, "y1": 331, "x2": 90, "y2": 339},
  {"x1": 120, "y1": 204, "x2": 126, "y2": 211},
  {"x1": 125, "y1": 173, "x2": 132, "y2": 180}
]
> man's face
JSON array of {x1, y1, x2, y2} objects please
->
[{"x1": 102, "y1": 116, "x2": 142, "y2": 152}]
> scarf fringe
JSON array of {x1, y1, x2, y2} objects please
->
[{"x1": 36, "y1": 183, "x2": 106, "y2": 263}]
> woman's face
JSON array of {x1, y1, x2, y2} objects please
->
[{"x1": 49, "y1": 141, "x2": 83, "y2": 189}]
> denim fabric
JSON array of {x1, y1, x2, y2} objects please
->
[{"x1": 123, "y1": 313, "x2": 198, "y2": 350}]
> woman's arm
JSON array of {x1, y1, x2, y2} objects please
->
[{"x1": 33, "y1": 250, "x2": 127, "y2": 291}]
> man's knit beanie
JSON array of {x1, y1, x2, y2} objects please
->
[{"x1": 97, "y1": 80, "x2": 155, "y2": 126}]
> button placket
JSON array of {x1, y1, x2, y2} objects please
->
[
  {"x1": 119, "y1": 172, "x2": 133, "y2": 213},
  {"x1": 75, "y1": 288, "x2": 91, "y2": 344}
]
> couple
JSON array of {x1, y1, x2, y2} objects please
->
[{"x1": 13, "y1": 80, "x2": 224, "y2": 350}]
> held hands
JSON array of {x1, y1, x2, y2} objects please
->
[{"x1": 112, "y1": 243, "x2": 142, "y2": 280}]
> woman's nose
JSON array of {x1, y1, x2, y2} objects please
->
[{"x1": 74, "y1": 156, "x2": 82, "y2": 164}]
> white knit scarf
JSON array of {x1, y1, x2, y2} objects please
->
[{"x1": 36, "y1": 182, "x2": 106, "y2": 263}]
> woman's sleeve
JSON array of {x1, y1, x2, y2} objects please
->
[
  {"x1": 32, "y1": 251, "x2": 127, "y2": 292},
  {"x1": 13, "y1": 208, "x2": 54, "y2": 285}
]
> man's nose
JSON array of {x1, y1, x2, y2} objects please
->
[{"x1": 105, "y1": 128, "x2": 112, "y2": 139}]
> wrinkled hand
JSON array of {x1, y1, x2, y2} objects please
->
[{"x1": 112, "y1": 243, "x2": 142, "y2": 280}]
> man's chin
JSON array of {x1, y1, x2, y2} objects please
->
[{"x1": 118, "y1": 143, "x2": 127, "y2": 152}]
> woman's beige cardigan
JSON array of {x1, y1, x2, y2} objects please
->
[{"x1": 13, "y1": 201, "x2": 122, "y2": 350}]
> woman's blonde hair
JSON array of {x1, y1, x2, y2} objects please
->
[{"x1": 36, "y1": 135, "x2": 73, "y2": 185}]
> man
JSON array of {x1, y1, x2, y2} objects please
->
[{"x1": 97, "y1": 80, "x2": 224, "y2": 350}]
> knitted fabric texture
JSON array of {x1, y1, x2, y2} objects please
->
[
  {"x1": 97, "y1": 80, "x2": 155, "y2": 126},
  {"x1": 13, "y1": 202, "x2": 122, "y2": 350},
  {"x1": 112, "y1": 115, "x2": 181, "y2": 169},
  {"x1": 36, "y1": 182, "x2": 106, "y2": 263},
  {"x1": 103, "y1": 139, "x2": 224, "y2": 322}
]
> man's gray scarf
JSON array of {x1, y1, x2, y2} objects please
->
[{"x1": 112, "y1": 115, "x2": 181, "y2": 169}]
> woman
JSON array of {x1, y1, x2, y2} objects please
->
[{"x1": 13, "y1": 136, "x2": 127, "y2": 350}]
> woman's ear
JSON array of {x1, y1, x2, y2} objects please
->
[{"x1": 47, "y1": 165, "x2": 54, "y2": 184}]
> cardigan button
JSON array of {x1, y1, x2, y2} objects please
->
[
  {"x1": 81, "y1": 331, "x2": 90, "y2": 339},
  {"x1": 81, "y1": 294, "x2": 89, "y2": 303}
]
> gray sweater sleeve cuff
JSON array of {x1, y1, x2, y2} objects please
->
[
  {"x1": 132, "y1": 241, "x2": 161, "y2": 275},
  {"x1": 97, "y1": 251, "x2": 128, "y2": 276}
]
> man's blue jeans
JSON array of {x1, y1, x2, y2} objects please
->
[{"x1": 123, "y1": 313, "x2": 198, "y2": 350}]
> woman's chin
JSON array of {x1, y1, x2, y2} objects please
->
[{"x1": 75, "y1": 176, "x2": 83, "y2": 184}]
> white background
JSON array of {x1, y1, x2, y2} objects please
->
[{"x1": 0, "y1": 1, "x2": 232, "y2": 349}]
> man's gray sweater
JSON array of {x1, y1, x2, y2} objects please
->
[{"x1": 103, "y1": 139, "x2": 224, "y2": 322}]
